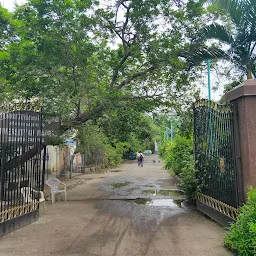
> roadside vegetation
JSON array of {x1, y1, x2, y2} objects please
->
[
  {"x1": 159, "y1": 129, "x2": 197, "y2": 201},
  {"x1": 224, "y1": 188, "x2": 256, "y2": 256},
  {"x1": 76, "y1": 112, "x2": 158, "y2": 168}
]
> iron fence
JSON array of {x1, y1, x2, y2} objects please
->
[
  {"x1": 194, "y1": 99, "x2": 242, "y2": 224},
  {"x1": 0, "y1": 102, "x2": 45, "y2": 233}
]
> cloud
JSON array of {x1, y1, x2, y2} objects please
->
[{"x1": 1, "y1": 0, "x2": 27, "y2": 11}]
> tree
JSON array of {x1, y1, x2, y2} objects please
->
[
  {"x1": 0, "y1": 0, "x2": 223, "y2": 131},
  {"x1": 197, "y1": 0, "x2": 256, "y2": 79}
]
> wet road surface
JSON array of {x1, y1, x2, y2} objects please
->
[{"x1": 0, "y1": 155, "x2": 232, "y2": 256}]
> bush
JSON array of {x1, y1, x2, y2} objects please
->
[
  {"x1": 160, "y1": 135, "x2": 198, "y2": 200},
  {"x1": 162, "y1": 135, "x2": 193, "y2": 175},
  {"x1": 160, "y1": 141, "x2": 174, "y2": 169},
  {"x1": 224, "y1": 187, "x2": 256, "y2": 256},
  {"x1": 77, "y1": 123, "x2": 106, "y2": 165},
  {"x1": 178, "y1": 154, "x2": 198, "y2": 200},
  {"x1": 104, "y1": 144, "x2": 123, "y2": 168}
]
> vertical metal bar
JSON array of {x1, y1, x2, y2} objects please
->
[
  {"x1": 211, "y1": 108, "x2": 217, "y2": 200},
  {"x1": 232, "y1": 103, "x2": 244, "y2": 206},
  {"x1": 6, "y1": 110, "x2": 10, "y2": 213},
  {"x1": 2, "y1": 112, "x2": 7, "y2": 210},
  {"x1": 14, "y1": 110, "x2": 19, "y2": 208},
  {"x1": 38, "y1": 111, "x2": 42, "y2": 192},
  {"x1": 46, "y1": 147, "x2": 49, "y2": 180},
  {"x1": 41, "y1": 146, "x2": 46, "y2": 192},
  {"x1": 9, "y1": 110, "x2": 13, "y2": 210},
  {"x1": 207, "y1": 60, "x2": 211, "y2": 100},
  {"x1": 20, "y1": 110, "x2": 25, "y2": 208},
  {"x1": 0, "y1": 112, "x2": 3, "y2": 218},
  {"x1": 41, "y1": 108, "x2": 46, "y2": 193}
]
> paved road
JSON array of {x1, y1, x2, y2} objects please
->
[{"x1": 0, "y1": 155, "x2": 232, "y2": 256}]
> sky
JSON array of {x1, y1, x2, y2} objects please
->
[
  {"x1": 1, "y1": 0, "x2": 26, "y2": 11},
  {"x1": 1, "y1": 0, "x2": 227, "y2": 101}
]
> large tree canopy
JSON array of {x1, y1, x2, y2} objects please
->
[{"x1": 0, "y1": 0, "x2": 224, "y2": 130}]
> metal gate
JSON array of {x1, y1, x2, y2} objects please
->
[
  {"x1": 0, "y1": 102, "x2": 45, "y2": 235},
  {"x1": 194, "y1": 99, "x2": 243, "y2": 226}
]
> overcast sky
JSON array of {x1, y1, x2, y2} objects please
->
[{"x1": 1, "y1": 0, "x2": 26, "y2": 11}]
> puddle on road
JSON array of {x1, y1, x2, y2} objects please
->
[
  {"x1": 126, "y1": 198, "x2": 150, "y2": 205},
  {"x1": 124, "y1": 198, "x2": 185, "y2": 208},
  {"x1": 143, "y1": 189, "x2": 184, "y2": 196},
  {"x1": 111, "y1": 170, "x2": 122, "y2": 173}
]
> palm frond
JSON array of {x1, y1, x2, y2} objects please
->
[
  {"x1": 209, "y1": 0, "x2": 243, "y2": 27},
  {"x1": 211, "y1": 0, "x2": 256, "y2": 31},
  {"x1": 197, "y1": 23, "x2": 233, "y2": 44},
  {"x1": 186, "y1": 47, "x2": 229, "y2": 68}
]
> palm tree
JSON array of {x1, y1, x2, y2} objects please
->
[{"x1": 198, "y1": 0, "x2": 256, "y2": 79}]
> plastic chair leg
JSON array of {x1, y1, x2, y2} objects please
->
[{"x1": 51, "y1": 192, "x2": 55, "y2": 204}]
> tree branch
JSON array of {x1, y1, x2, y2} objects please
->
[
  {"x1": 61, "y1": 104, "x2": 105, "y2": 131},
  {"x1": 110, "y1": 51, "x2": 131, "y2": 90},
  {"x1": 117, "y1": 66, "x2": 156, "y2": 89},
  {"x1": 109, "y1": 4, "x2": 133, "y2": 89}
]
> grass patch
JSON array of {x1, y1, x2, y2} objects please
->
[
  {"x1": 143, "y1": 189, "x2": 184, "y2": 196},
  {"x1": 112, "y1": 182, "x2": 130, "y2": 188},
  {"x1": 144, "y1": 189, "x2": 156, "y2": 194}
]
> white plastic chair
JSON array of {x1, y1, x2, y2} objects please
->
[
  {"x1": 46, "y1": 177, "x2": 67, "y2": 204},
  {"x1": 21, "y1": 187, "x2": 46, "y2": 212}
]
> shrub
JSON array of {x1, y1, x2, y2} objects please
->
[
  {"x1": 77, "y1": 123, "x2": 106, "y2": 166},
  {"x1": 224, "y1": 187, "x2": 256, "y2": 256},
  {"x1": 178, "y1": 154, "x2": 198, "y2": 200},
  {"x1": 162, "y1": 135, "x2": 193, "y2": 175},
  {"x1": 161, "y1": 141, "x2": 174, "y2": 170},
  {"x1": 104, "y1": 144, "x2": 123, "y2": 168},
  {"x1": 160, "y1": 135, "x2": 198, "y2": 200}
]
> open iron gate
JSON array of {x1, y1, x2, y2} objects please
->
[
  {"x1": 0, "y1": 102, "x2": 46, "y2": 235},
  {"x1": 194, "y1": 99, "x2": 243, "y2": 226}
]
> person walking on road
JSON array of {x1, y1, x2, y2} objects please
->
[
  {"x1": 138, "y1": 151, "x2": 144, "y2": 167},
  {"x1": 136, "y1": 151, "x2": 140, "y2": 165}
]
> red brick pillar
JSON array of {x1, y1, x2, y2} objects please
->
[{"x1": 226, "y1": 79, "x2": 256, "y2": 199}]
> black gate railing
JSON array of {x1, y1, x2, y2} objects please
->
[
  {"x1": 0, "y1": 102, "x2": 45, "y2": 235},
  {"x1": 194, "y1": 99, "x2": 242, "y2": 226}
]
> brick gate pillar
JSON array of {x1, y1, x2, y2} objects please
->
[{"x1": 226, "y1": 79, "x2": 256, "y2": 200}]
